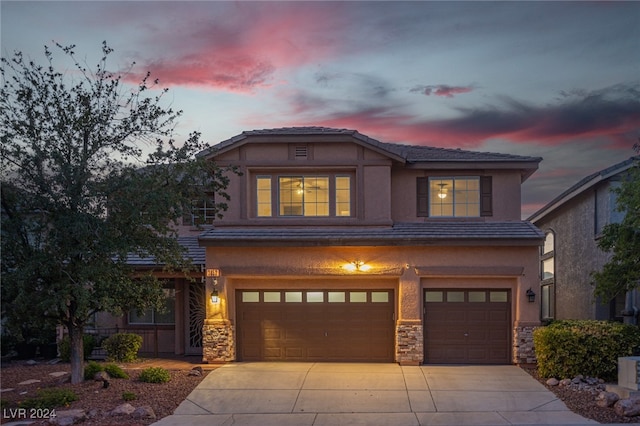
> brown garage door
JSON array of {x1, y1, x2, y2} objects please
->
[
  {"x1": 237, "y1": 289, "x2": 394, "y2": 362},
  {"x1": 424, "y1": 289, "x2": 511, "y2": 364}
]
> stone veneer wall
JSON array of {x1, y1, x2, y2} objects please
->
[
  {"x1": 203, "y1": 320, "x2": 234, "y2": 363},
  {"x1": 513, "y1": 325, "x2": 537, "y2": 364},
  {"x1": 396, "y1": 321, "x2": 423, "y2": 365}
]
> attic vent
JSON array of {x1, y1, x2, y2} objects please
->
[{"x1": 294, "y1": 146, "x2": 308, "y2": 159}]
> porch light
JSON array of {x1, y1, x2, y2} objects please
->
[
  {"x1": 210, "y1": 289, "x2": 220, "y2": 304},
  {"x1": 526, "y1": 288, "x2": 536, "y2": 303},
  {"x1": 344, "y1": 261, "x2": 371, "y2": 272}
]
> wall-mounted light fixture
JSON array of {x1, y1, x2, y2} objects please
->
[
  {"x1": 343, "y1": 261, "x2": 371, "y2": 272},
  {"x1": 206, "y1": 268, "x2": 221, "y2": 303},
  {"x1": 526, "y1": 288, "x2": 536, "y2": 303}
]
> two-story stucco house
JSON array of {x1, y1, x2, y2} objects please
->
[
  {"x1": 194, "y1": 127, "x2": 543, "y2": 365},
  {"x1": 528, "y1": 156, "x2": 639, "y2": 324}
]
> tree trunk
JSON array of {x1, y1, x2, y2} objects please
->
[{"x1": 68, "y1": 324, "x2": 85, "y2": 384}]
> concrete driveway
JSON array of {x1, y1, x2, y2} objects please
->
[{"x1": 152, "y1": 362, "x2": 599, "y2": 426}]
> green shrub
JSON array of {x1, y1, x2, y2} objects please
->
[
  {"x1": 84, "y1": 361, "x2": 104, "y2": 381},
  {"x1": 104, "y1": 363, "x2": 129, "y2": 379},
  {"x1": 102, "y1": 333, "x2": 142, "y2": 363},
  {"x1": 20, "y1": 389, "x2": 77, "y2": 409},
  {"x1": 533, "y1": 320, "x2": 640, "y2": 381},
  {"x1": 122, "y1": 391, "x2": 137, "y2": 401},
  {"x1": 58, "y1": 334, "x2": 97, "y2": 362},
  {"x1": 139, "y1": 367, "x2": 171, "y2": 383}
]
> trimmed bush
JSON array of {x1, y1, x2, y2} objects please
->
[
  {"x1": 84, "y1": 361, "x2": 104, "y2": 381},
  {"x1": 102, "y1": 333, "x2": 142, "y2": 363},
  {"x1": 58, "y1": 334, "x2": 97, "y2": 362},
  {"x1": 20, "y1": 389, "x2": 78, "y2": 409},
  {"x1": 104, "y1": 363, "x2": 129, "y2": 379},
  {"x1": 533, "y1": 320, "x2": 640, "y2": 381},
  {"x1": 139, "y1": 367, "x2": 171, "y2": 383}
]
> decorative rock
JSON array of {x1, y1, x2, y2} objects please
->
[
  {"x1": 111, "y1": 403, "x2": 136, "y2": 416},
  {"x1": 49, "y1": 409, "x2": 87, "y2": 426},
  {"x1": 614, "y1": 398, "x2": 640, "y2": 417},
  {"x1": 0, "y1": 388, "x2": 15, "y2": 393},
  {"x1": 18, "y1": 379, "x2": 41, "y2": 385},
  {"x1": 56, "y1": 374, "x2": 71, "y2": 385},
  {"x1": 94, "y1": 371, "x2": 109, "y2": 382},
  {"x1": 571, "y1": 375, "x2": 584, "y2": 384},
  {"x1": 49, "y1": 371, "x2": 69, "y2": 378},
  {"x1": 559, "y1": 378, "x2": 572, "y2": 386},
  {"x1": 188, "y1": 369, "x2": 202, "y2": 377},
  {"x1": 596, "y1": 391, "x2": 619, "y2": 408},
  {"x1": 25, "y1": 360, "x2": 37, "y2": 366},
  {"x1": 132, "y1": 405, "x2": 156, "y2": 420},
  {"x1": 546, "y1": 378, "x2": 559, "y2": 386}
]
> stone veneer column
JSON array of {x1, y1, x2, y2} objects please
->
[
  {"x1": 513, "y1": 323, "x2": 538, "y2": 364},
  {"x1": 396, "y1": 266, "x2": 423, "y2": 365},
  {"x1": 202, "y1": 319, "x2": 234, "y2": 363},
  {"x1": 396, "y1": 320, "x2": 423, "y2": 365}
]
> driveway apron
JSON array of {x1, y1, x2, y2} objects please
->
[{"x1": 152, "y1": 362, "x2": 599, "y2": 426}]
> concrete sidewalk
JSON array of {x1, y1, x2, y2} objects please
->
[{"x1": 152, "y1": 362, "x2": 602, "y2": 426}]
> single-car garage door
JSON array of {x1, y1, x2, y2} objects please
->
[
  {"x1": 424, "y1": 289, "x2": 511, "y2": 364},
  {"x1": 237, "y1": 289, "x2": 394, "y2": 362}
]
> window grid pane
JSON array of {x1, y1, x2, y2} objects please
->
[
  {"x1": 350, "y1": 291, "x2": 367, "y2": 303},
  {"x1": 306, "y1": 291, "x2": 324, "y2": 302},
  {"x1": 336, "y1": 176, "x2": 351, "y2": 216},
  {"x1": 263, "y1": 292, "x2": 281, "y2": 302},
  {"x1": 257, "y1": 177, "x2": 272, "y2": 217},
  {"x1": 285, "y1": 291, "x2": 303, "y2": 302}
]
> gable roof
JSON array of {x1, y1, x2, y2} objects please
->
[
  {"x1": 197, "y1": 127, "x2": 541, "y2": 179},
  {"x1": 528, "y1": 156, "x2": 639, "y2": 223}
]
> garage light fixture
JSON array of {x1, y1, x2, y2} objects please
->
[
  {"x1": 526, "y1": 288, "x2": 536, "y2": 303},
  {"x1": 344, "y1": 261, "x2": 371, "y2": 272}
]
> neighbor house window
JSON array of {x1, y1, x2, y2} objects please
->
[
  {"x1": 129, "y1": 286, "x2": 176, "y2": 325},
  {"x1": 540, "y1": 231, "x2": 555, "y2": 320},
  {"x1": 255, "y1": 174, "x2": 352, "y2": 217},
  {"x1": 417, "y1": 176, "x2": 491, "y2": 217}
]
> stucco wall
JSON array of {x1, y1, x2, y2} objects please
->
[{"x1": 534, "y1": 185, "x2": 612, "y2": 319}]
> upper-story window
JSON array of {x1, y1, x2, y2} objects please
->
[
  {"x1": 540, "y1": 230, "x2": 555, "y2": 320},
  {"x1": 256, "y1": 174, "x2": 352, "y2": 217},
  {"x1": 187, "y1": 191, "x2": 216, "y2": 226},
  {"x1": 417, "y1": 176, "x2": 492, "y2": 217}
]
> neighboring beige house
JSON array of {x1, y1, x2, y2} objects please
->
[
  {"x1": 528, "y1": 156, "x2": 639, "y2": 323},
  {"x1": 191, "y1": 127, "x2": 544, "y2": 365}
]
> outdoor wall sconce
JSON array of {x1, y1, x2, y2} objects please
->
[
  {"x1": 210, "y1": 289, "x2": 219, "y2": 304},
  {"x1": 526, "y1": 288, "x2": 536, "y2": 303},
  {"x1": 344, "y1": 261, "x2": 371, "y2": 272}
]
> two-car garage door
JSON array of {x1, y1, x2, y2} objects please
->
[{"x1": 237, "y1": 289, "x2": 394, "y2": 362}]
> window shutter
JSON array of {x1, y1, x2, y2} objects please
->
[
  {"x1": 480, "y1": 176, "x2": 493, "y2": 216},
  {"x1": 417, "y1": 177, "x2": 429, "y2": 217}
]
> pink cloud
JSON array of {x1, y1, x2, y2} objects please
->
[{"x1": 124, "y1": 3, "x2": 348, "y2": 92}]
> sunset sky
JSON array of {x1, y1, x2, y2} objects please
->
[{"x1": 2, "y1": 1, "x2": 639, "y2": 218}]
